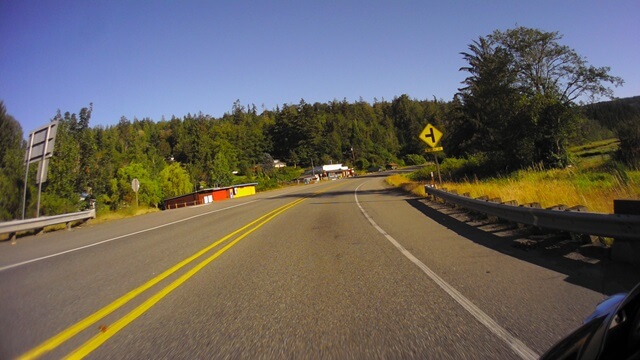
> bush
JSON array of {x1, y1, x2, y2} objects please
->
[
  {"x1": 256, "y1": 177, "x2": 279, "y2": 191},
  {"x1": 253, "y1": 167, "x2": 304, "y2": 192},
  {"x1": 355, "y1": 158, "x2": 370, "y2": 170},
  {"x1": 616, "y1": 117, "x2": 640, "y2": 169},
  {"x1": 39, "y1": 193, "x2": 79, "y2": 216},
  {"x1": 405, "y1": 154, "x2": 426, "y2": 165},
  {"x1": 411, "y1": 154, "x2": 488, "y2": 182}
]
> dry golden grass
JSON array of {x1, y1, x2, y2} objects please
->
[
  {"x1": 93, "y1": 207, "x2": 160, "y2": 224},
  {"x1": 386, "y1": 174, "x2": 426, "y2": 197},
  {"x1": 387, "y1": 168, "x2": 640, "y2": 214}
]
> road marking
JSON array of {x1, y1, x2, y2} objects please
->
[
  {"x1": 19, "y1": 182, "x2": 345, "y2": 360},
  {"x1": 0, "y1": 200, "x2": 258, "y2": 272},
  {"x1": 265, "y1": 184, "x2": 316, "y2": 198},
  {"x1": 18, "y1": 198, "x2": 303, "y2": 360},
  {"x1": 354, "y1": 182, "x2": 539, "y2": 360},
  {"x1": 63, "y1": 197, "x2": 306, "y2": 359},
  {"x1": 4, "y1": 184, "x2": 322, "y2": 272}
]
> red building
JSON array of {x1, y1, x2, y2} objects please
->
[{"x1": 163, "y1": 183, "x2": 258, "y2": 209}]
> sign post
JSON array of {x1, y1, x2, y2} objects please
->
[
  {"x1": 22, "y1": 121, "x2": 58, "y2": 219},
  {"x1": 132, "y1": 178, "x2": 140, "y2": 209},
  {"x1": 419, "y1": 123, "x2": 444, "y2": 187}
]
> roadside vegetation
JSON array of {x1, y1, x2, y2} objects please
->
[
  {"x1": 387, "y1": 139, "x2": 639, "y2": 214},
  {"x1": 94, "y1": 206, "x2": 160, "y2": 224}
]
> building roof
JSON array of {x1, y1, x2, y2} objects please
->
[{"x1": 322, "y1": 164, "x2": 343, "y2": 171}]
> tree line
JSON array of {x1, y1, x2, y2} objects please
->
[{"x1": 1, "y1": 26, "x2": 637, "y2": 220}]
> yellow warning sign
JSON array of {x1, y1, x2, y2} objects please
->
[{"x1": 419, "y1": 124, "x2": 443, "y2": 148}]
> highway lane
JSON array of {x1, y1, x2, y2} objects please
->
[
  {"x1": 0, "y1": 184, "x2": 321, "y2": 358},
  {"x1": 0, "y1": 175, "x2": 607, "y2": 358},
  {"x1": 0, "y1": 184, "x2": 310, "y2": 270}
]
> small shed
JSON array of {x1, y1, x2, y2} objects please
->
[
  {"x1": 233, "y1": 183, "x2": 258, "y2": 198},
  {"x1": 163, "y1": 183, "x2": 259, "y2": 209},
  {"x1": 212, "y1": 188, "x2": 230, "y2": 201},
  {"x1": 164, "y1": 188, "x2": 214, "y2": 209}
]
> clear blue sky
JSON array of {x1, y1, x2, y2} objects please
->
[{"x1": 2, "y1": 0, "x2": 638, "y2": 135}]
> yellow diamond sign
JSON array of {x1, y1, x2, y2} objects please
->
[{"x1": 419, "y1": 123, "x2": 443, "y2": 148}]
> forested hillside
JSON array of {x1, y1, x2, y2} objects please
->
[
  {"x1": 582, "y1": 96, "x2": 640, "y2": 130},
  {"x1": 1, "y1": 26, "x2": 636, "y2": 220},
  {"x1": 0, "y1": 96, "x2": 453, "y2": 218}
]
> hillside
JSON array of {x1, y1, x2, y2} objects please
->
[{"x1": 582, "y1": 95, "x2": 640, "y2": 130}]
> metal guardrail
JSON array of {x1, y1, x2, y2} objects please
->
[
  {"x1": 0, "y1": 209, "x2": 96, "y2": 242},
  {"x1": 424, "y1": 186, "x2": 640, "y2": 240}
]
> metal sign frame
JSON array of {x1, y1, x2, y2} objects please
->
[
  {"x1": 24, "y1": 121, "x2": 58, "y2": 164},
  {"x1": 22, "y1": 121, "x2": 59, "y2": 219}
]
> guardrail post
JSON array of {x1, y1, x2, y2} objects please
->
[
  {"x1": 424, "y1": 185, "x2": 435, "y2": 202},
  {"x1": 520, "y1": 202, "x2": 541, "y2": 209},
  {"x1": 611, "y1": 200, "x2": 640, "y2": 265},
  {"x1": 422, "y1": 186, "x2": 640, "y2": 251},
  {"x1": 567, "y1": 205, "x2": 588, "y2": 212},
  {"x1": 547, "y1": 204, "x2": 568, "y2": 211},
  {"x1": 565, "y1": 205, "x2": 599, "y2": 244}
]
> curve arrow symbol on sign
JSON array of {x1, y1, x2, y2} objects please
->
[{"x1": 419, "y1": 123, "x2": 443, "y2": 148}]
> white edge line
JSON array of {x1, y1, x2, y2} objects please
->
[
  {"x1": 354, "y1": 181, "x2": 539, "y2": 360},
  {"x1": 0, "y1": 200, "x2": 259, "y2": 272},
  {"x1": 2, "y1": 185, "x2": 318, "y2": 271}
]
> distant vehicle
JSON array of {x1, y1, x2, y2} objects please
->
[{"x1": 541, "y1": 281, "x2": 640, "y2": 359}]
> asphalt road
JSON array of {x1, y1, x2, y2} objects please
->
[{"x1": 0, "y1": 174, "x2": 618, "y2": 359}]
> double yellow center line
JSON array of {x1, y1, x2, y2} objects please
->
[{"x1": 20, "y1": 191, "x2": 318, "y2": 359}]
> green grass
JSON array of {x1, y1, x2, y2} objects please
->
[{"x1": 569, "y1": 138, "x2": 619, "y2": 159}]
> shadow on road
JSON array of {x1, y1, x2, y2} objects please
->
[
  {"x1": 268, "y1": 178, "x2": 640, "y2": 295},
  {"x1": 268, "y1": 177, "x2": 405, "y2": 201},
  {"x1": 405, "y1": 197, "x2": 640, "y2": 296}
]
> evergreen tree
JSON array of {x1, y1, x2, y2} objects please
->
[
  {"x1": 391, "y1": 94, "x2": 425, "y2": 156},
  {"x1": 41, "y1": 111, "x2": 81, "y2": 215},
  {"x1": 0, "y1": 102, "x2": 25, "y2": 220},
  {"x1": 76, "y1": 104, "x2": 97, "y2": 195},
  {"x1": 616, "y1": 116, "x2": 640, "y2": 168},
  {"x1": 210, "y1": 151, "x2": 233, "y2": 187}
]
